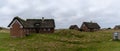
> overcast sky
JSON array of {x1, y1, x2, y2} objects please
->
[{"x1": 1, "y1": 0, "x2": 120, "y2": 29}]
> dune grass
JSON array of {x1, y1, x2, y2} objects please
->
[{"x1": 0, "y1": 29, "x2": 119, "y2": 51}]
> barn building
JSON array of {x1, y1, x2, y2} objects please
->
[
  {"x1": 8, "y1": 16, "x2": 55, "y2": 37},
  {"x1": 69, "y1": 25, "x2": 79, "y2": 30},
  {"x1": 80, "y1": 22, "x2": 100, "y2": 32},
  {"x1": 114, "y1": 25, "x2": 120, "y2": 29}
]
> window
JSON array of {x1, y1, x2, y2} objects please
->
[
  {"x1": 48, "y1": 29, "x2": 50, "y2": 31},
  {"x1": 44, "y1": 29, "x2": 46, "y2": 31},
  {"x1": 36, "y1": 24, "x2": 40, "y2": 26},
  {"x1": 34, "y1": 23, "x2": 40, "y2": 27}
]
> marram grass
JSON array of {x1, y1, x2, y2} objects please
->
[{"x1": 0, "y1": 29, "x2": 119, "y2": 51}]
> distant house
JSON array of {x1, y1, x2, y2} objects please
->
[
  {"x1": 114, "y1": 25, "x2": 120, "y2": 29},
  {"x1": 69, "y1": 25, "x2": 79, "y2": 30},
  {"x1": 0, "y1": 27, "x2": 3, "y2": 30},
  {"x1": 80, "y1": 22, "x2": 100, "y2": 32},
  {"x1": 8, "y1": 16, "x2": 55, "y2": 37}
]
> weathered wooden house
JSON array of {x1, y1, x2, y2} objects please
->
[
  {"x1": 69, "y1": 25, "x2": 79, "y2": 30},
  {"x1": 80, "y1": 22, "x2": 100, "y2": 32},
  {"x1": 114, "y1": 25, "x2": 120, "y2": 29},
  {"x1": 8, "y1": 16, "x2": 55, "y2": 37}
]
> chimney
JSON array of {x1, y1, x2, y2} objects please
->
[
  {"x1": 90, "y1": 21, "x2": 93, "y2": 23},
  {"x1": 42, "y1": 17, "x2": 44, "y2": 22}
]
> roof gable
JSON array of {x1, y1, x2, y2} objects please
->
[{"x1": 8, "y1": 16, "x2": 26, "y2": 27}]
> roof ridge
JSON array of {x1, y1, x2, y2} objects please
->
[{"x1": 14, "y1": 16, "x2": 26, "y2": 21}]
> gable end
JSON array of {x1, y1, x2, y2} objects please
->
[{"x1": 9, "y1": 19, "x2": 23, "y2": 28}]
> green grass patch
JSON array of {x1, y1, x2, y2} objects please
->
[{"x1": 0, "y1": 29, "x2": 119, "y2": 51}]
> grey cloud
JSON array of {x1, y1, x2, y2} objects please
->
[{"x1": 0, "y1": 0, "x2": 120, "y2": 29}]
